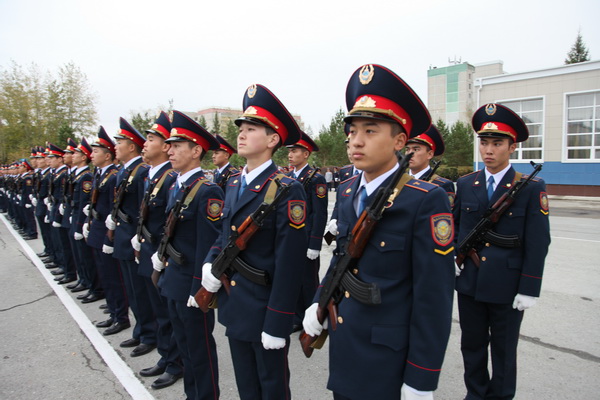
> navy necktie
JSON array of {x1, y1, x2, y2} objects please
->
[
  {"x1": 356, "y1": 186, "x2": 367, "y2": 216},
  {"x1": 238, "y1": 176, "x2": 247, "y2": 200},
  {"x1": 214, "y1": 170, "x2": 220, "y2": 183},
  {"x1": 487, "y1": 175, "x2": 495, "y2": 201}
]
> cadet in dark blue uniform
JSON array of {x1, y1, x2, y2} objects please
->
[
  {"x1": 454, "y1": 104, "x2": 551, "y2": 400},
  {"x1": 84, "y1": 127, "x2": 130, "y2": 334},
  {"x1": 286, "y1": 132, "x2": 328, "y2": 330},
  {"x1": 406, "y1": 124, "x2": 456, "y2": 209},
  {"x1": 212, "y1": 134, "x2": 239, "y2": 192},
  {"x1": 151, "y1": 110, "x2": 222, "y2": 400},
  {"x1": 33, "y1": 148, "x2": 55, "y2": 263},
  {"x1": 201, "y1": 84, "x2": 308, "y2": 400},
  {"x1": 106, "y1": 118, "x2": 156, "y2": 357},
  {"x1": 131, "y1": 111, "x2": 183, "y2": 390},
  {"x1": 19, "y1": 160, "x2": 37, "y2": 240},
  {"x1": 303, "y1": 64, "x2": 455, "y2": 400}
]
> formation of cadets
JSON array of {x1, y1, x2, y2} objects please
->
[{"x1": 0, "y1": 63, "x2": 550, "y2": 400}]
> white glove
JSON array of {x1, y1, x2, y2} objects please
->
[
  {"x1": 454, "y1": 258, "x2": 461, "y2": 277},
  {"x1": 401, "y1": 383, "x2": 433, "y2": 400},
  {"x1": 44, "y1": 215, "x2": 49, "y2": 223},
  {"x1": 43, "y1": 197, "x2": 50, "y2": 206},
  {"x1": 102, "y1": 244, "x2": 114, "y2": 254},
  {"x1": 17, "y1": 194, "x2": 21, "y2": 201},
  {"x1": 52, "y1": 221, "x2": 61, "y2": 228},
  {"x1": 25, "y1": 204, "x2": 32, "y2": 209},
  {"x1": 261, "y1": 332, "x2": 286, "y2": 350},
  {"x1": 303, "y1": 303, "x2": 327, "y2": 337},
  {"x1": 74, "y1": 232, "x2": 84, "y2": 241},
  {"x1": 512, "y1": 294, "x2": 537, "y2": 311},
  {"x1": 105, "y1": 215, "x2": 116, "y2": 230},
  {"x1": 307, "y1": 248, "x2": 320, "y2": 260},
  {"x1": 83, "y1": 222, "x2": 90, "y2": 239},
  {"x1": 130, "y1": 235, "x2": 141, "y2": 252},
  {"x1": 83, "y1": 204, "x2": 90, "y2": 216},
  {"x1": 69, "y1": 216, "x2": 72, "y2": 224},
  {"x1": 29, "y1": 194, "x2": 34, "y2": 202},
  {"x1": 151, "y1": 252, "x2": 165, "y2": 272},
  {"x1": 326, "y1": 218, "x2": 338, "y2": 236},
  {"x1": 59, "y1": 203, "x2": 65, "y2": 215},
  {"x1": 187, "y1": 295, "x2": 199, "y2": 308},
  {"x1": 31, "y1": 197, "x2": 38, "y2": 207},
  {"x1": 202, "y1": 263, "x2": 222, "y2": 293}
]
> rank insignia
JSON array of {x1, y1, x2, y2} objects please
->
[
  {"x1": 82, "y1": 181, "x2": 92, "y2": 193},
  {"x1": 540, "y1": 192, "x2": 549, "y2": 215},
  {"x1": 431, "y1": 213, "x2": 454, "y2": 247},
  {"x1": 359, "y1": 64, "x2": 374, "y2": 85},
  {"x1": 485, "y1": 103, "x2": 497, "y2": 116},
  {"x1": 316, "y1": 184, "x2": 327, "y2": 198},
  {"x1": 288, "y1": 200, "x2": 306, "y2": 229},
  {"x1": 207, "y1": 198, "x2": 224, "y2": 221}
]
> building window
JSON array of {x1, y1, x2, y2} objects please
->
[
  {"x1": 566, "y1": 91, "x2": 600, "y2": 160},
  {"x1": 500, "y1": 99, "x2": 544, "y2": 161}
]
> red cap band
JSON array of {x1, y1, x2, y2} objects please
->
[
  {"x1": 170, "y1": 127, "x2": 211, "y2": 151},
  {"x1": 242, "y1": 106, "x2": 288, "y2": 143},
  {"x1": 350, "y1": 94, "x2": 413, "y2": 135},
  {"x1": 478, "y1": 121, "x2": 517, "y2": 141}
]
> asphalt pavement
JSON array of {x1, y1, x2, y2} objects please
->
[{"x1": 0, "y1": 193, "x2": 598, "y2": 399}]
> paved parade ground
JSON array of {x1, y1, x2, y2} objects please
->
[{"x1": 1, "y1": 193, "x2": 599, "y2": 399}]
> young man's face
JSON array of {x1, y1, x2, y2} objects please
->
[
  {"x1": 48, "y1": 156, "x2": 63, "y2": 169},
  {"x1": 237, "y1": 122, "x2": 279, "y2": 159},
  {"x1": 72, "y1": 151, "x2": 86, "y2": 166},
  {"x1": 143, "y1": 133, "x2": 168, "y2": 163},
  {"x1": 91, "y1": 147, "x2": 111, "y2": 168},
  {"x1": 212, "y1": 149, "x2": 229, "y2": 168},
  {"x1": 479, "y1": 137, "x2": 516, "y2": 174},
  {"x1": 405, "y1": 143, "x2": 433, "y2": 173},
  {"x1": 115, "y1": 139, "x2": 136, "y2": 162},
  {"x1": 63, "y1": 152, "x2": 73, "y2": 166},
  {"x1": 287, "y1": 147, "x2": 309, "y2": 169},
  {"x1": 167, "y1": 141, "x2": 202, "y2": 173},
  {"x1": 347, "y1": 118, "x2": 406, "y2": 179}
]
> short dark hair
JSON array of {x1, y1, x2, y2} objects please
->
[
  {"x1": 97, "y1": 147, "x2": 115, "y2": 161},
  {"x1": 185, "y1": 140, "x2": 206, "y2": 161}
]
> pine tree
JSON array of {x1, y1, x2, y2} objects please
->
[{"x1": 565, "y1": 30, "x2": 590, "y2": 64}]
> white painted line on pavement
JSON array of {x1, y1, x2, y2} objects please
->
[
  {"x1": 551, "y1": 235, "x2": 600, "y2": 243},
  {"x1": 0, "y1": 214, "x2": 155, "y2": 400}
]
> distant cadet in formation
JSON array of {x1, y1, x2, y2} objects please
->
[{"x1": 212, "y1": 134, "x2": 239, "y2": 191}]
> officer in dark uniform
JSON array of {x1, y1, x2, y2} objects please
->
[
  {"x1": 151, "y1": 110, "x2": 223, "y2": 400},
  {"x1": 212, "y1": 134, "x2": 239, "y2": 191},
  {"x1": 19, "y1": 160, "x2": 37, "y2": 240},
  {"x1": 286, "y1": 132, "x2": 328, "y2": 330},
  {"x1": 84, "y1": 127, "x2": 130, "y2": 334},
  {"x1": 108, "y1": 117, "x2": 156, "y2": 357},
  {"x1": 303, "y1": 64, "x2": 455, "y2": 400},
  {"x1": 454, "y1": 103, "x2": 551, "y2": 400},
  {"x1": 33, "y1": 147, "x2": 55, "y2": 262},
  {"x1": 68, "y1": 138, "x2": 97, "y2": 295},
  {"x1": 131, "y1": 111, "x2": 184, "y2": 390},
  {"x1": 201, "y1": 84, "x2": 308, "y2": 399},
  {"x1": 406, "y1": 124, "x2": 456, "y2": 208}
]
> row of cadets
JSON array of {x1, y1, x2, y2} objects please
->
[
  {"x1": 453, "y1": 103, "x2": 551, "y2": 399},
  {"x1": 83, "y1": 128, "x2": 130, "y2": 335},
  {"x1": 285, "y1": 132, "x2": 328, "y2": 330},
  {"x1": 406, "y1": 125, "x2": 456, "y2": 208},
  {"x1": 200, "y1": 84, "x2": 308, "y2": 399},
  {"x1": 212, "y1": 134, "x2": 239, "y2": 191},
  {"x1": 130, "y1": 111, "x2": 184, "y2": 390},
  {"x1": 107, "y1": 118, "x2": 157, "y2": 357},
  {"x1": 303, "y1": 64, "x2": 455, "y2": 400},
  {"x1": 150, "y1": 110, "x2": 223, "y2": 399},
  {"x1": 19, "y1": 158, "x2": 37, "y2": 239}
]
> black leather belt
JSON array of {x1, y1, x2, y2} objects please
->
[
  {"x1": 340, "y1": 270, "x2": 381, "y2": 305},
  {"x1": 230, "y1": 257, "x2": 270, "y2": 286},
  {"x1": 117, "y1": 209, "x2": 132, "y2": 224},
  {"x1": 141, "y1": 225, "x2": 154, "y2": 244},
  {"x1": 166, "y1": 243, "x2": 185, "y2": 265}
]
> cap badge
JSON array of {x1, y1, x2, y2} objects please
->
[
  {"x1": 485, "y1": 104, "x2": 497, "y2": 116},
  {"x1": 247, "y1": 84, "x2": 257, "y2": 99},
  {"x1": 151, "y1": 124, "x2": 158, "y2": 130},
  {"x1": 355, "y1": 96, "x2": 377, "y2": 109},
  {"x1": 484, "y1": 122, "x2": 498, "y2": 130},
  {"x1": 171, "y1": 128, "x2": 178, "y2": 135},
  {"x1": 359, "y1": 65, "x2": 375, "y2": 85},
  {"x1": 245, "y1": 106, "x2": 258, "y2": 115}
]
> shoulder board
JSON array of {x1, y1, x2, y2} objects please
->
[
  {"x1": 230, "y1": 171, "x2": 242, "y2": 178},
  {"x1": 340, "y1": 175, "x2": 358, "y2": 185},
  {"x1": 521, "y1": 174, "x2": 541, "y2": 182},
  {"x1": 406, "y1": 178, "x2": 437, "y2": 193},
  {"x1": 432, "y1": 175, "x2": 452, "y2": 184}
]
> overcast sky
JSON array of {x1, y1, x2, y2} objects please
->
[{"x1": 1, "y1": 0, "x2": 599, "y2": 137}]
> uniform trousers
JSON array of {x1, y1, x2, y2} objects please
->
[
  {"x1": 458, "y1": 293, "x2": 524, "y2": 400},
  {"x1": 119, "y1": 259, "x2": 157, "y2": 345},
  {"x1": 167, "y1": 298, "x2": 219, "y2": 400},
  {"x1": 92, "y1": 248, "x2": 129, "y2": 323},
  {"x1": 294, "y1": 256, "x2": 320, "y2": 326},
  {"x1": 72, "y1": 236, "x2": 97, "y2": 290},
  {"x1": 36, "y1": 215, "x2": 53, "y2": 256},
  {"x1": 228, "y1": 337, "x2": 291, "y2": 400}
]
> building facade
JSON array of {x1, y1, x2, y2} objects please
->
[{"x1": 428, "y1": 60, "x2": 600, "y2": 196}]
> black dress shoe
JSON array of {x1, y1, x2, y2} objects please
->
[
  {"x1": 95, "y1": 318, "x2": 114, "y2": 328},
  {"x1": 70, "y1": 284, "x2": 88, "y2": 293},
  {"x1": 66, "y1": 282, "x2": 80, "y2": 290},
  {"x1": 99, "y1": 304, "x2": 108, "y2": 309},
  {"x1": 77, "y1": 292, "x2": 91, "y2": 300},
  {"x1": 53, "y1": 275, "x2": 65, "y2": 281},
  {"x1": 103, "y1": 309, "x2": 110, "y2": 314},
  {"x1": 131, "y1": 343, "x2": 156, "y2": 357},
  {"x1": 81, "y1": 293, "x2": 104, "y2": 303},
  {"x1": 120, "y1": 338, "x2": 140, "y2": 348},
  {"x1": 151, "y1": 372, "x2": 183, "y2": 390},
  {"x1": 23, "y1": 235, "x2": 38, "y2": 240},
  {"x1": 139, "y1": 364, "x2": 166, "y2": 377},
  {"x1": 103, "y1": 321, "x2": 131, "y2": 336},
  {"x1": 42, "y1": 257, "x2": 54, "y2": 263},
  {"x1": 45, "y1": 263, "x2": 59, "y2": 269},
  {"x1": 51, "y1": 269, "x2": 64, "y2": 275},
  {"x1": 37, "y1": 251, "x2": 50, "y2": 257},
  {"x1": 58, "y1": 277, "x2": 77, "y2": 285}
]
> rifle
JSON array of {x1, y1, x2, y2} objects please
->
[
  {"x1": 156, "y1": 184, "x2": 194, "y2": 264},
  {"x1": 455, "y1": 161, "x2": 543, "y2": 269},
  {"x1": 107, "y1": 168, "x2": 133, "y2": 241},
  {"x1": 216, "y1": 167, "x2": 233, "y2": 190},
  {"x1": 302, "y1": 166, "x2": 320, "y2": 190},
  {"x1": 194, "y1": 178, "x2": 292, "y2": 313},
  {"x1": 420, "y1": 160, "x2": 442, "y2": 182},
  {"x1": 299, "y1": 153, "x2": 413, "y2": 357}
]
